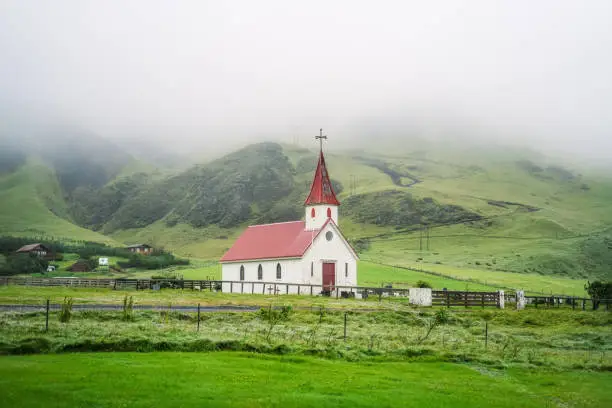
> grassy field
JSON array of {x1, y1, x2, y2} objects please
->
[
  {"x1": 1, "y1": 306, "x2": 610, "y2": 366},
  {"x1": 0, "y1": 285, "x2": 398, "y2": 308},
  {"x1": 1, "y1": 352, "x2": 611, "y2": 408}
]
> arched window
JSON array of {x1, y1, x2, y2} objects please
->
[
  {"x1": 327, "y1": 207, "x2": 332, "y2": 218},
  {"x1": 276, "y1": 263, "x2": 282, "y2": 280},
  {"x1": 239, "y1": 265, "x2": 245, "y2": 281},
  {"x1": 345, "y1": 262, "x2": 348, "y2": 278},
  {"x1": 257, "y1": 264, "x2": 263, "y2": 280},
  {"x1": 311, "y1": 261, "x2": 314, "y2": 277},
  {"x1": 311, "y1": 208, "x2": 316, "y2": 218}
]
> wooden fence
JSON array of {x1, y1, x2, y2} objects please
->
[{"x1": 433, "y1": 290, "x2": 500, "y2": 308}]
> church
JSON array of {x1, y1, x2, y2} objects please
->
[{"x1": 220, "y1": 130, "x2": 359, "y2": 295}]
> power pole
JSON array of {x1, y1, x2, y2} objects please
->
[{"x1": 419, "y1": 226, "x2": 423, "y2": 251}]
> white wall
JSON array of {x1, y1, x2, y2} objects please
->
[
  {"x1": 305, "y1": 204, "x2": 338, "y2": 230},
  {"x1": 221, "y1": 221, "x2": 357, "y2": 295}
]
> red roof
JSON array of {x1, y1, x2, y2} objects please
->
[
  {"x1": 304, "y1": 150, "x2": 340, "y2": 206},
  {"x1": 220, "y1": 221, "x2": 320, "y2": 262}
]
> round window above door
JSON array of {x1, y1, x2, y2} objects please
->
[{"x1": 325, "y1": 231, "x2": 333, "y2": 241}]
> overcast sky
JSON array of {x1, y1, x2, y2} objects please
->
[{"x1": 0, "y1": 1, "x2": 611, "y2": 157}]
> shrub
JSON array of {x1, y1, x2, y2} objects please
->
[
  {"x1": 59, "y1": 297, "x2": 74, "y2": 323},
  {"x1": 415, "y1": 280, "x2": 432, "y2": 288},
  {"x1": 122, "y1": 295, "x2": 134, "y2": 321}
]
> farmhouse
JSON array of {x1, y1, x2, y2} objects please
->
[
  {"x1": 220, "y1": 131, "x2": 358, "y2": 295},
  {"x1": 126, "y1": 244, "x2": 153, "y2": 255},
  {"x1": 16, "y1": 243, "x2": 50, "y2": 257}
]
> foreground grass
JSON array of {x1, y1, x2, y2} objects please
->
[{"x1": 1, "y1": 352, "x2": 611, "y2": 408}]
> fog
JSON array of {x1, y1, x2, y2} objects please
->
[{"x1": 1, "y1": 0, "x2": 611, "y2": 159}]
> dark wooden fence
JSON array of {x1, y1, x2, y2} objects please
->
[{"x1": 433, "y1": 290, "x2": 500, "y2": 308}]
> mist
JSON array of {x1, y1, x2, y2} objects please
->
[{"x1": 1, "y1": 0, "x2": 611, "y2": 159}]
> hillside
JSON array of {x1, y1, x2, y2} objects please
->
[{"x1": 1, "y1": 136, "x2": 611, "y2": 283}]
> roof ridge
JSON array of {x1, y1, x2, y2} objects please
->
[{"x1": 248, "y1": 220, "x2": 304, "y2": 228}]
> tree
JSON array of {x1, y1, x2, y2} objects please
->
[
  {"x1": 585, "y1": 281, "x2": 612, "y2": 310},
  {"x1": 2, "y1": 254, "x2": 48, "y2": 276}
]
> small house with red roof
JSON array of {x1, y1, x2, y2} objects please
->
[{"x1": 220, "y1": 131, "x2": 358, "y2": 295}]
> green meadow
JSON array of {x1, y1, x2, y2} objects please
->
[{"x1": 1, "y1": 352, "x2": 611, "y2": 408}]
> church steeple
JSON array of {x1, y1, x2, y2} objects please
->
[{"x1": 304, "y1": 129, "x2": 339, "y2": 230}]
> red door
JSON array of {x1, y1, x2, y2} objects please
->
[{"x1": 322, "y1": 262, "x2": 335, "y2": 291}]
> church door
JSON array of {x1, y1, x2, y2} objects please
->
[{"x1": 322, "y1": 262, "x2": 335, "y2": 292}]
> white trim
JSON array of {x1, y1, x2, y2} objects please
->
[{"x1": 303, "y1": 221, "x2": 359, "y2": 261}]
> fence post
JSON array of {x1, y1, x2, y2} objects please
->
[
  {"x1": 230, "y1": 282, "x2": 233, "y2": 293},
  {"x1": 241, "y1": 282, "x2": 244, "y2": 293},
  {"x1": 464, "y1": 291, "x2": 468, "y2": 308},
  {"x1": 497, "y1": 290, "x2": 505, "y2": 309},
  {"x1": 516, "y1": 290, "x2": 525, "y2": 311},
  {"x1": 485, "y1": 322, "x2": 488, "y2": 349},
  {"x1": 378, "y1": 290, "x2": 382, "y2": 303},
  {"x1": 582, "y1": 299, "x2": 586, "y2": 311},
  {"x1": 344, "y1": 312, "x2": 347, "y2": 341},
  {"x1": 45, "y1": 299, "x2": 50, "y2": 332},
  {"x1": 572, "y1": 297, "x2": 575, "y2": 310},
  {"x1": 336, "y1": 287, "x2": 339, "y2": 299},
  {"x1": 197, "y1": 303, "x2": 200, "y2": 332},
  {"x1": 286, "y1": 284, "x2": 289, "y2": 295},
  {"x1": 298, "y1": 285, "x2": 300, "y2": 295},
  {"x1": 446, "y1": 291, "x2": 450, "y2": 308},
  {"x1": 481, "y1": 293, "x2": 485, "y2": 309},
  {"x1": 310, "y1": 285, "x2": 313, "y2": 296}
]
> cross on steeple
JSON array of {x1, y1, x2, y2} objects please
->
[{"x1": 315, "y1": 128, "x2": 327, "y2": 152}]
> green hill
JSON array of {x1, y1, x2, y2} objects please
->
[
  {"x1": 0, "y1": 159, "x2": 115, "y2": 244},
  {"x1": 1, "y1": 136, "x2": 611, "y2": 287}
]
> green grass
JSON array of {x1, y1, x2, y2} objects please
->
[
  {"x1": 0, "y1": 352, "x2": 610, "y2": 408},
  {"x1": 358, "y1": 261, "x2": 497, "y2": 291},
  {"x1": 0, "y1": 285, "x2": 396, "y2": 308}
]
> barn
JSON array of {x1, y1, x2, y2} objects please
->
[
  {"x1": 220, "y1": 132, "x2": 358, "y2": 295},
  {"x1": 126, "y1": 244, "x2": 153, "y2": 255},
  {"x1": 16, "y1": 243, "x2": 51, "y2": 258}
]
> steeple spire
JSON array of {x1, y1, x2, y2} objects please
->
[
  {"x1": 315, "y1": 128, "x2": 327, "y2": 152},
  {"x1": 304, "y1": 129, "x2": 340, "y2": 206}
]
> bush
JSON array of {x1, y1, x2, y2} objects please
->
[
  {"x1": 122, "y1": 296, "x2": 134, "y2": 321},
  {"x1": 0, "y1": 253, "x2": 48, "y2": 276},
  {"x1": 415, "y1": 280, "x2": 432, "y2": 288},
  {"x1": 117, "y1": 253, "x2": 189, "y2": 270},
  {"x1": 59, "y1": 297, "x2": 74, "y2": 323}
]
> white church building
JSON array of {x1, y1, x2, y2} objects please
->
[{"x1": 220, "y1": 131, "x2": 359, "y2": 295}]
